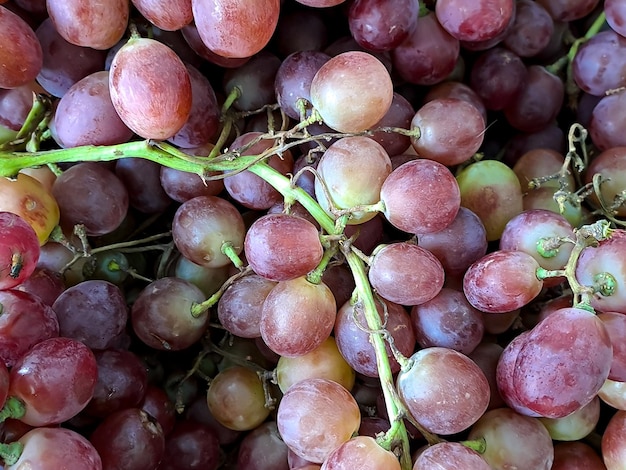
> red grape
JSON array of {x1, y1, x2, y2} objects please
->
[{"x1": 0, "y1": 5, "x2": 42, "y2": 89}]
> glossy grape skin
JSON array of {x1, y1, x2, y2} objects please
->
[
  {"x1": 416, "y1": 207, "x2": 488, "y2": 279},
  {"x1": 6, "y1": 427, "x2": 102, "y2": 470},
  {"x1": 172, "y1": 195, "x2": 245, "y2": 269},
  {"x1": 244, "y1": 214, "x2": 323, "y2": 282},
  {"x1": 572, "y1": 30, "x2": 626, "y2": 96},
  {"x1": 217, "y1": 274, "x2": 277, "y2": 338},
  {"x1": 589, "y1": 91, "x2": 626, "y2": 151},
  {"x1": 275, "y1": 336, "x2": 355, "y2": 393},
  {"x1": 109, "y1": 37, "x2": 192, "y2": 140},
  {"x1": 160, "y1": 163, "x2": 224, "y2": 203},
  {"x1": 423, "y1": 80, "x2": 488, "y2": 125},
  {"x1": 314, "y1": 136, "x2": 392, "y2": 224},
  {"x1": 320, "y1": 435, "x2": 400, "y2": 470},
  {"x1": 14, "y1": 266, "x2": 65, "y2": 306},
  {"x1": 115, "y1": 158, "x2": 172, "y2": 214},
  {"x1": 52, "y1": 162, "x2": 128, "y2": 237},
  {"x1": 467, "y1": 408, "x2": 554, "y2": 470},
  {"x1": 35, "y1": 18, "x2": 107, "y2": 98},
  {"x1": 192, "y1": 0, "x2": 280, "y2": 59},
  {"x1": 237, "y1": 421, "x2": 290, "y2": 470},
  {"x1": 9, "y1": 337, "x2": 98, "y2": 426},
  {"x1": 0, "y1": 212, "x2": 40, "y2": 290},
  {"x1": 602, "y1": 410, "x2": 626, "y2": 470},
  {"x1": 348, "y1": 0, "x2": 419, "y2": 52},
  {"x1": 368, "y1": 242, "x2": 444, "y2": 306},
  {"x1": 503, "y1": 0, "x2": 554, "y2": 58},
  {"x1": 469, "y1": 342, "x2": 506, "y2": 410},
  {"x1": 539, "y1": 395, "x2": 600, "y2": 441},
  {"x1": 46, "y1": 0, "x2": 128, "y2": 50},
  {"x1": 310, "y1": 51, "x2": 393, "y2": 133},
  {"x1": 131, "y1": 277, "x2": 209, "y2": 351},
  {"x1": 0, "y1": 5, "x2": 42, "y2": 89},
  {"x1": 132, "y1": 0, "x2": 193, "y2": 31},
  {"x1": 410, "y1": 97, "x2": 485, "y2": 166},
  {"x1": 260, "y1": 277, "x2": 336, "y2": 357},
  {"x1": 512, "y1": 148, "x2": 574, "y2": 191},
  {"x1": 334, "y1": 299, "x2": 415, "y2": 377},
  {"x1": 391, "y1": 12, "x2": 460, "y2": 86},
  {"x1": 607, "y1": 0, "x2": 626, "y2": 37},
  {"x1": 514, "y1": 308, "x2": 612, "y2": 418},
  {"x1": 90, "y1": 407, "x2": 165, "y2": 470},
  {"x1": 435, "y1": 0, "x2": 515, "y2": 43},
  {"x1": 598, "y1": 312, "x2": 626, "y2": 382},
  {"x1": 536, "y1": 0, "x2": 599, "y2": 22},
  {"x1": 397, "y1": 347, "x2": 490, "y2": 435},
  {"x1": 413, "y1": 441, "x2": 490, "y2": 470},
  {"x1": 207, "y1": 365, "x2": 271, "y2": 431},
  {"x1": 0, "y1": 289, "x2": 59, "y2": 368},
  {"x1": 53, "y1": 71, "x2": 134, "y2": 148},
  {"x1": 411, "y1": 287, "x2": 484, "y2": 354},
  {"x1": 463, "y1": 250, "x2": 543, "y2": 313},
  {"x1": 277, "y1": 378, "x2": 361, "y2": 464},
  {"x1": 456, "y1": 160, "x2": 524, "y2": 241},
  {"x1": 552, "y1": 441, "x2": 607, "y2": 470},
  {"x1": 380, "y1": 159, "x2": 461, "y2": 234},
  {"x1": 583, "y1": 147, "x2": 626, "y2": 217},
  {"x1": 576, "y1": 229, "x2": 626, "y2": 314}
]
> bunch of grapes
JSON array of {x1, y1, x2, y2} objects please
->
[{"x1": 2, "y1": 0, "x2": 626, "y2": 469}]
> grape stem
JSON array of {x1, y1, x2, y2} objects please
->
[
  {"x1": 0, "y1": 441, "x2": 24, "y2": 466},
  {"x1": 0, "y1": 396, "x2": 26, "y2": 423}
]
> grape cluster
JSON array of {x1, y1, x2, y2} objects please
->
[{"x1": 2, "y1": 0, "x2": 626, "y2": 469}]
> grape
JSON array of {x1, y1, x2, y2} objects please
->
[
  {"x1": 552, "y1": 441, "x2": 607, "y2": 470},
  {"x1": 0, "y1": 289, "x2": 59, "y2": 368},
  {"x1": 181, "y1": 23, "x2": 251, "y2": 68},
  {"x1": 456, "y1": 160, "x2": 524, "y2": 241},
  {"x1": 35, "y1": 18, "x2": 107, "y2": 98},
  {"x1": 0, "y1": 212, "x2": 40, "y2": 290},
  {"x1": 131, "y1": 277, "x2": 209, "y2": 350},
  {"x1": 275, "y1": 50, "x2": 331, "y2": 120},
  {"x1": 397, "y1": 347, "x2": 490, "y2": 435},
  {"x1": 158, "y1": 420, "x2": 220, "y2": 470},
  {"x1": 513, "y1": 307, "x2": 612, "y2": 418},
  {"x1": 598, "y1": 312, "x2": 626, "y2": 382},
  {"x1": 314, "y1": 136, "x2": 392, "y2": 224},
  {"x1": 583, "y1": 147, "x2": 626, "y2": 217},
  {"x1": 14, "y1": 266, "x2": 65, "y2": 306},
  {"x1": 115, "y1": 157, "x2": 172, "y2": 214},
  {"x1": 539, "y1": 395, "x2": 600, "y2": 441},
  {"x1": 368, "y1": 242, "x2": 445, "y2": 306},
  {"x1": 244, "y1": 214, "x2": 323, "y2": 282},
  {"x1": 607, "y1": 0, "x2": 626, "y2": 38},
  {"x1": 52, "y1": 162, "x2": 129, "y2": 237},
  {"x1": 237, "y1": 421, "x2": 290, "y2": 470},
  {"x1": 469, "y1": 47, "x2": 528, "y2": 111},
  {"x1": 131, "y1": 0, "x2": 193, "y2": 31},
  {"x1": 368, "y1": 92, "x2": 415, "y2": 156},
  {"x1": 9, "y1": 337, "x2": 98, "y2": 426},
  {"x1": 206, "y1": 365, "x2": 271, "y2": 431},
  {"x1": 413, "y1": 441, "x2": 490, "y2": 470},
  {"x1": 416, "y1": 207, "x2": 488, "y2": 279},
  {"x1": 334, "y1": 298, "x2": 415, "y2": 377},
  {"x1": 294, "y1": 0, "x2": 345, "y2": 6},
  {"x1": 109, "y1": 37, "x2": 192, "y2": 140},
  {"x1": 5, "y1": 427, "x2": 102, "y2": 470},
  {"x1": 53, "y1": 71, "x2": 134, "y2": 148},
  {"x1": 410, "y1": 97, "x2": 486, "y2": 166},
  {"x1": 172, "y1": 195, "x2": 245, "y2": 269},
  {"x1": 391, "y1": 11, "x2": 460, "y2": 86},
  {"x1": 589, "y1": 90, "x2": 626, "y2": 151},
  {"x1": 46, "y1": 0, "x2": 129, "y2": 50},
  {"x1": 602, "y1": 410, "x2": 626, "y2": 470},
  {"x1": 348, "y1": 0, "x2": 419, "y2": 52},
  {"x1": 83, "y1": 348, "x2": 148, "y2": 418},
  {"x1": 380, "y1": 159, "x2": 461, "y2": 234},
  {"x1": 320, "y1": 435, "x2": 400, "y2": 469},
  {"x1": 192, "y1": 0, "x2": 280, "y2": 59},
  {"x1": 575, "y1": 229, "x2": 626, "y2": 314},
  {"x1": 90, "y1": 407, "x2": 165, "y2": 470},
  {"x1": 168, "y1": 63, "x2": 220, "y2": 149},
  {"x1": 503, "y1": 65, "x2": 564, "y2": 133},
  {"x1": 423, "y1": 81, "x2": 487, "y2": 125},
  {"x1": 467, "y1": 408, "x2": 554, "y2": 470},
  {"x1": 572, "y1": 30, "x2": 626, "y2": 96},
  {"x1": 463, "y1": 250, "x2": 543, "y2": 313},
  {"x1": 468, "y1": 342, "x2": 506, "y2": 410},
  {"x1": 0, "y1": 5, "x2": 42, "y2": 89},
  {"x1": 310, "y1": 51, "x2": 393, "y2": 132},
  {"x1": 160, "y1": 161, "x2": 224, "y2": 203},
  {"x1": 276, "y1": 378, "x2": 361, "y2": 464},
  {"x1": 512, "y1": 148, "x2": 574, "y2": 192},
  {"x1": 411, "y1": 287, "x2": 485, "y2": 354},
  {"x1": 536, "y1": 0, "x2": 600, "y2": 22},
  {"x1": 273, "y1": 8, "x2": 329, "y2": 58},
  {"x1": 435, "y1": 0, "x2": 515, "y2": 43},
  {"x1": 224, "y1": 50, "x2": 281, "y2": 112},
  {"x1": 260, "y1": 277, "x2": 336, "y2": 357},
  {"x1": 502, "y1": 0, "x2": 554, "y2": 57},
  {"x1": 275, "y1": 336, "x2": 355, "y2": 393},
  {"x1": 0, "y1": 84, "x2": 35, "y2": 137}
]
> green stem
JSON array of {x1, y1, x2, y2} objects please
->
[
  {"x1": 0, "y1": 396, "x2": 26, "y2": 422},
  {"x1": 0, "y1": 441, "x2": 24, "y2": 466},
  {"x1": 460, "y1": 437, "x2": 487, "y2": 454},
  {"x1": 306, "y1": 242, "x2": 338, "y2": 285}
]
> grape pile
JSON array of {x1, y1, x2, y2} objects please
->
[{"x1": 2, "y1": 0, "x2": 626, "y2": 469}]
